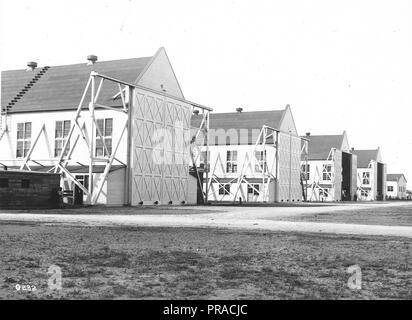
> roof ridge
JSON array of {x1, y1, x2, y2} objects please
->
[
  {"x1": 1, "y1": 56, "x2": 153, "y2": 73},
  {"x1": 211, "y1": 109, "x2": 284, "y2": 115},
  {"x1": 2, "y1": 66, "x2": 51, "y2": 114}
]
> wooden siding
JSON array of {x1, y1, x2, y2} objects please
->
[{"x1": 0, "y1": 170, "x2": 60, "y2": 208}]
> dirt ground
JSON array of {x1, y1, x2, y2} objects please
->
[
  {"x1": 0, "y1": 222, "x2": 410, "y2": 300},
  {"x1": 275, "y1": 204, "x2": 412, "y2": 226}
]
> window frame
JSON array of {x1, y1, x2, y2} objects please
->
[
  {"x1": 322, "y1": 164, "x2": 332, "y2": 181},
  {"x1": 95, "y1": 118, "x2": 113, "y2": 157},
  {"x1": 54, "y1": 120, "x2": 71, "y2": 157},
  {"x1": 226, "y1": 150, "x2": 238, "y2": 173},
  {"x1": 247, "y1": 184, "x2": 260, "y2": 196},
  {"x1": 16, "y1": 122, "x2": 32, "y2": 158},
  {"x1": 218, "y1": 183, "x2": 231, "y2": 195},
  {"x1": 254, "y1": 150, "x2": 267, "y2": 173},
  {"x1": 362, "y1": 172, "x2": 370, "y2": 185},
  {"x1": 319, "y1": 188, "x2": 329, "y2": 198}
]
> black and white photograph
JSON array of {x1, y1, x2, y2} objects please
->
[{"x1": 0, "y1": 0, "x2": 411, "y2": 308}]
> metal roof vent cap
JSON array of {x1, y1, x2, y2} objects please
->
[
  {"x1": 236, "y1": 107, "x2": 243, "y2": 113},
  {"x1": 87, "y1": 55, "x2": 98, "y2": 65},
  {"x1": 26, "y1": 61, "x2": 37, "y2": 71}
]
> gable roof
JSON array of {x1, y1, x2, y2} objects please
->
[
  {"x1": 1, "y1": 56, "x2": 153, "y2": 113},
  {"x1": 352, "y1": 149, "x2": 379, "y2": 168},
  {"x1": 303, "y1": 134, "x2": 345, "y2": 160},
  {"x1": 191, "y1": 108, "x2": 289, "y2": 145},
  {"x1": 207, "y1": 109, "x2": 285, "y2": 131},
  {"x1": 387, "y1": 173, "x2": 407, "y2": 183}
]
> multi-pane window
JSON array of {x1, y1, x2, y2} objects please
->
[
  {"x1": 361, "y1": 190, "x2": 369, "y2": 197},
  {"x1": 388, "y1": 186, "x2": 394, "y2": 192},
  {"x1": 96, "y1": 118, "x2": 113, "y2": 157},
  {"x1": 16, "y1": 122, "x2": 31, "y2": 158},
  {"x1": 319, "y1": 188, "x2": 329, "y2": 198},
  {"x1": 322, "y1": 165, "x2": 332, "y2": 181},
  {"x1": 362, "y1": 172, "x2": 370, "y2": 185},
  {"x1": 218, "y1": 183, "x2": 231, "y2": 195},
  {"x1": 301, "y1": 164, "x2": 310, "y2": 180},
  {"x1": 248, "y1": 184, "x2": 260, "y2": 196},
  {"x1": 226, "y1": 150, "x2": 238, "y2": 173},
  {"x1": 254, "y1": 151, "x2": 267, "y2": 173},
  {"x1": 55, "y1": 120, "x2": 71, "y2": 157}
]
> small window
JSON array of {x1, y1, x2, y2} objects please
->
[
  {"x1": 55, "y1": 120, "x2": 71, "y2": 157},
  {"x1": 361, "y1": 190, "x2": 369, "y2": 197},
  {"x1": 362, "y1": 172, "x2": 370, "y2": 185},
  {"x1": 319, "y1": 188, "x2": 329, "y2": 198},
  {"x1": 0, "y1": 178, "x2": 9, "y2": 188},
  {"x1": 255, "y1": 151, "x2": 267, "y2": 173},
  {"x1": 322, "y1": 165, "x2": 332, "y2": 181},
  {"x1": 219, "y1": 184, "x2": 230, "y2": 195},
  {"x1": 96, "y1": 118, "x2": 113, "y2": 157},
  {"x1": 388, "y1": 186, "x2": 394, "y2": 192},
  {"x1": 16, "y1": 122, "x2": 32, "y2": 158},
  {"x1": 21, "y1": 179, "x2": 30, "y2": 188},
  {"x1": 226, "y1": 151, "x2": 238, "y2": 173},
  {"x1": 248, "y1": 184, "x2": 260, "y2": 195},
  {"x1": 75, "y1": 175, "x2": 89, "y2": 190}
]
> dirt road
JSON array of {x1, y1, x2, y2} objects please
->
[{"x1": 1, "y1": 202, "x2": 411, "y2": 237}]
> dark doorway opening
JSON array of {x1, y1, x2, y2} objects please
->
[
  {"x1": 377, "y1": 162, "x2": 384, "y2": 200},
  {"x1": 341, "y1": 152, "x2": 352, "y2": 201},
  {"x1": 74, "y1": 175, "x2": 89, "y2": 205}
]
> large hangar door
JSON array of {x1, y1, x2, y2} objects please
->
[
  {"x1": 277, "y1": 133, "x2": 302, "y2": 202},
  {"x1": 131, "y1": 88, "x2": 191, "y2": 205},
  {"x1": 377, "y1": 162, "x2": 385, "y2": 200},
  {"x1": 341, "y1": 152, "x2": 352, "y2": 201}
]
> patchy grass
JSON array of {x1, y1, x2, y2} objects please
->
[
  {"x1": 0, "y1": 222, "x2": 410, "y2": 299},
  {"x1": 274, "y1": 204, "x2": 412, "y2": 226}
]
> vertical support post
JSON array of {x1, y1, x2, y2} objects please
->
[
  {"x1": 288, "y1": 130, "x2": 292, "y2": 201},
  {"x1": 275, "y1": 131, "x2": 280, "y2": 202},
  {"x1": 204, "y1": 110, "x2": 209, "y2": 204},
  {"x1": 262, "y1": 127, "x2": 267, "y2": 201},
  {"x1": 88, "y1": 75, "x2": 95, "y2": 201},
  {"x1": 304, "y1": 139, "x2": 309, "y2": 201},
  {"x1": 125, "y1": 86, "x2": 133, "y2": 206}
]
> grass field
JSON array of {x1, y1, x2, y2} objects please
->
[
  {"x1": 0, "y1": 221, "x2": 410, "y2": 300},
  {"x1": 275, "y1": 204, "x2": 412, "y2": 226}
]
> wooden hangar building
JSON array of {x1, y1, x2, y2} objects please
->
[
  {"x1": 0, "y1": 48, "x2": 210, "y2": 206},
  {"x1": 191, "y1": 105, "x2": 305, "y2": 203}
]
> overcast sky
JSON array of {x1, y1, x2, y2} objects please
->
[{"x1": 1, "y1": 0, "x2": 411, "y2": 184}]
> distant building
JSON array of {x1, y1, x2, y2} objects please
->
[
  {"x1": 352, "y1": 148, "x2": 387, "y2": 201},
  {"x1": 302, "y1": 131, "x2": 357, "y2": 202},
  {"x1": 191, "y1": 105, "x2": 304, "y2": 203},
  {"x1": 386, "y1": 174, "x2": 408, "y2": 199}
]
